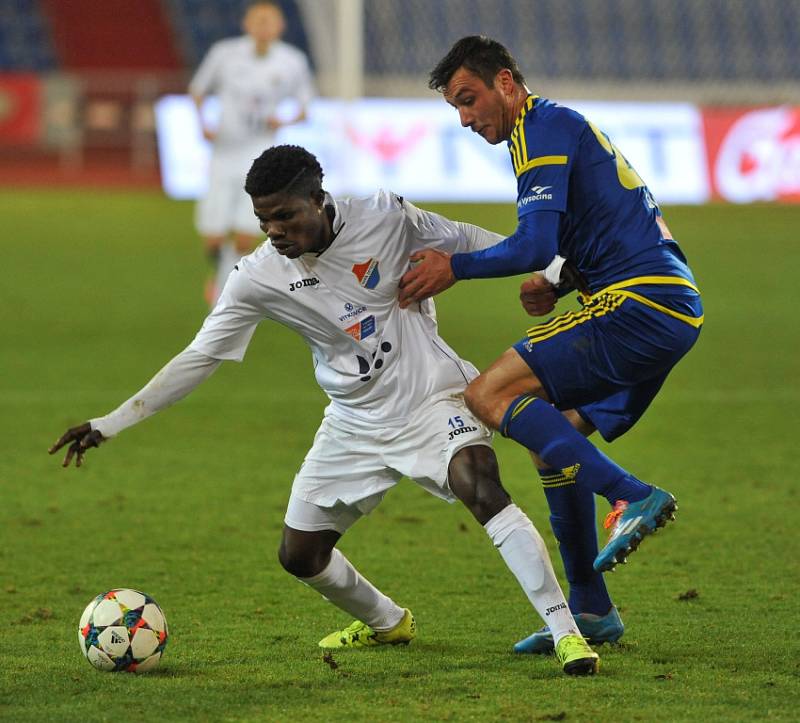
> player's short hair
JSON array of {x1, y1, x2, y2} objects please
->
[
  {"x1": 429, "y1": 35, "x2": 526, "y2": 92},
  {"x1": 245, "y1": 145, "x2": 324, "y2": 199},
  {"x1": 245, "y1": 1, "x2": 280, "y2": 12}
]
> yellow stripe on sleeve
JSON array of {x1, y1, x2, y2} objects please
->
[{"x1": 515, "y1": 155, "x2": 568, "y2": 177}]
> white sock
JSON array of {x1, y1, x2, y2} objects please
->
[
  {"x1": 484, "y1": 504, "x2": 579, "y2": 644},
  {"x1": 298, "y1": 548, "x2": 404, "y2": 631}
]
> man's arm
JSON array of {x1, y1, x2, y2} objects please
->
[
  {"x1": 191, "y1": 92, "x2": 215, "y2": 142},
  {"x1": 49, "y1": 348, "x2": 222, "y2": 468},
  {"x1": 399, "y1": 210, "x2": 561, "y2": 307},
  {"x1": 267, "y1": 52, "x2": 315, "y2": 131},
  {"x1": 188, "y1": 42, "x2": 221, "y2": 142}
]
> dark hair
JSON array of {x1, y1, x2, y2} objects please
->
[
  {"x1": 429, "y1": 35, "x2": 525, "y2": 92},
  {"x1": 245, "y1": 1, "x2": 280, "y2": 12},
  {"x1": 245, "y1": 145, "x2": 324, "y2": 198}
]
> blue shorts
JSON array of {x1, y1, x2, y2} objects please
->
[{"x1": 512, "y1": 291, "x2": 702, "y2": 442}]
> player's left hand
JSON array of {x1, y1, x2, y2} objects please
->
[
  {"x1": 48, "y1": 422, "x2": 105, "y2": 468},
  {"x1": 399, "y1": 249, "x2": 456, "y2": 308}
]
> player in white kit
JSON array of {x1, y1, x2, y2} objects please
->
[
  {"x1": 189, "y1": 1, "x2": 314, "y2": 305},
  {"x1": 50, "y1": 146, "x2": 599, "y2": 675}
]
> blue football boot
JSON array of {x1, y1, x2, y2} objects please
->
[
  {"x1": 514, "y1": 606, "x2": 624, "y2": 654},
  {"x1": 593, "y1": 486, "x2": 677, "y2": 573}
]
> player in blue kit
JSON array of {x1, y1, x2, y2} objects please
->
[{"x1": 399, "y1": 36, "x2": 703, "y2": 654}]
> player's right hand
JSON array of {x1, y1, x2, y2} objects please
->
[
  {"x1": 49, "y1": 423, "x2": 105, "y2": 468},
  {"x1": 520, "y1": 274, "x2": 558, "y2": 317}
]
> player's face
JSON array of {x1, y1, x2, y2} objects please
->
[
  {"x1": 443, "y1": 67, "x2": 517, "y2": 144},
  {"x1": 243, "y1": 4, "x2": 285, "y2": 45},
  {"x1": 251, "y1": 191, "x2": 330, "y2": 259}
]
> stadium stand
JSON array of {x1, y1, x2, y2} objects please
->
[
  {"x1": 162, "y1": 0, "x2": 312, "y2": 69},
  {"x1": 0, "y1": 0, "x2": 797, "y2": 186},
  {"x1": 41, "y1": 0, "x2": 181, "y2": 70},
  {"x1": 0, "y1": 0, "x2": 56, "y2": 71},
  {"x1": 360, "y1": 0, "x2": 800, "y2": 84},
  {"x1": 2, "y1": 1, "x2": 795, "y2": 90}
]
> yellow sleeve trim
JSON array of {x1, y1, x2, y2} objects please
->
[{"x1": 516, "y1": 155, "x2": 568, "y2": 177}]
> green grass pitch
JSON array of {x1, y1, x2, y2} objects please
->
[{"x1": 0, "y1": 190, "x2": 798, "y2": 721}]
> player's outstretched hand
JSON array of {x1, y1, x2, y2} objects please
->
[
  {"x1": 49, "y1": 422, "x2": 105, "y2": 468},
  {"x1": 399, "y1": 249, "x2": 456, "y2": 308},
  {"x1": 520, "y1": 273, "x2": 558, "y2": 317}
]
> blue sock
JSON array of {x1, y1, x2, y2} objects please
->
[
  {"x1": 501, "y1": 395, "x2": 651, "y2": 504},
  {"x1": 540, "y1": 467, "x2": 612, "y2": 616}
]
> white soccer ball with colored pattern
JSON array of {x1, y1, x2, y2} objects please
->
[{"x1": 78, "y1": 588, "x2": 169, "y2": 672}]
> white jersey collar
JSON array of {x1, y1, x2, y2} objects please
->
[
  {"x1": 314, "y1": 191, "x2": 345, "y2": 256},
  {"x1": 324, "y1": 192, "x2": 343, "y2": 234}
]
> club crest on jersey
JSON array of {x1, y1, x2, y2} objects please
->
[{"x1": 351, "y1": 258, "x2": 380, "y2": 289}]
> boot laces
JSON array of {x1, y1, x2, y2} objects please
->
[{"x1": 604, "y1": 500, "x2": 629, "y2": 530}]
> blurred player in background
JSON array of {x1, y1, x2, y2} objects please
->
[
  {"x1": 189, "y1": 1, "x2": 314, "y2": 305},
  {"x1": 50, "y1": 145, "x2": 600, "y2": 676},
  {"x1": 400, "y1": 36, "x2": 703, "y2": 654}
]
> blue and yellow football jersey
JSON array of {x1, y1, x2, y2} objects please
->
[{"x1": 510, "y1": 95, "x2": 702, "y2": 318}]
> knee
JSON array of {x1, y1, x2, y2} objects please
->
[
  {"x1": 278, "y1": 538, "x2": 329, "y2": 579},
  {"x1": 204, "y1": 235, "x2": 224, "y2": 252},
  {"x1": 279, "y1": 525, "x2": 341, "y2": 578},
  {"x1": 277, "y1": 541, "x2": 305, "y2": 577},
  {"x1": 464, "y1": 377, "x2": 501, "y2": 429}
]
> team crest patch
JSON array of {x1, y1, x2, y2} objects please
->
[{"x1": 351, "y1": 258, "x2": 380, "y2": 289}]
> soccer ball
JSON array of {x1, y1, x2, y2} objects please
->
[{"x1": 78, "y1": 588, "x2": 169, "y2": 672}]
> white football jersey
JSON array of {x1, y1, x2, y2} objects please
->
[
  {"x1": 189, "y1": 36, "x2": 314, "y2": 147},
  {"x1": 189, "y1": 191, "x2": 502, "y2": 428}
]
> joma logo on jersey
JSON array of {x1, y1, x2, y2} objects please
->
[
  {"x1": 289, "y1": 277, "x2": 320, "y2": 291},
  {"x1": 519, "y1": 186, "x2": 554, "y2": 205}
]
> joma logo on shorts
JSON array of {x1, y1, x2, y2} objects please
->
[
  {"x1": 545, "y1": 602, "x2": 567, "y2": 616},
  {"x1": 289, "y1": 277, "x2": 320, "y2": 291},
  {"x1": 448, "y1": 426, "x2": 477, "y2": 440}
]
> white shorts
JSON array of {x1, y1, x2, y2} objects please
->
[
  {"x1": 195, "y1": 143, "x2": 266, "y2": 237},
  {"x1": 284, "y1": 390, "x2": 493, "y2": 534}
]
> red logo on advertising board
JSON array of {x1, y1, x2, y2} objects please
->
[
  {"x1": 702, "y1": 107, "x2": 800, "y2": 203},
  {"x1": 345, "y1": 123, "x2": 429, "y2": 164},
  {"x1": 0, "y1": 74, "x2": 42, "y2": 143}
]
